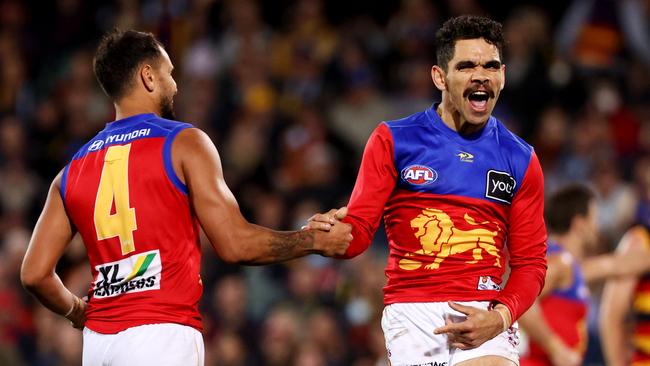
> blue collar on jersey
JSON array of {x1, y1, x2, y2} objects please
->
[
  {"x1": 106, "y1": 113, "x2": 158, "y2": 129},
  {"x1": 424, "y1": 103, "x2": 496, "y2": 143}
]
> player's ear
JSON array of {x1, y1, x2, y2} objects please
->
[
  {"x1": 140, "y1": 64, "x2": 155, "y2": 92},
  {"x1": 500, "y1": 63, "x2": 506, "y2": 91},
  {"x1": 571, "y1": 214, "x2": 586, "y2": 234},
  {"x1": 431, "y1": 65, "x2": 446, "y2": 92}
]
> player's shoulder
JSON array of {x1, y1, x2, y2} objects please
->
[
  {"x1": 171, "y1": 125, "x2": 215, "y2": 158},
  {"x1": 492, "y1": 117, "x2": 534, "y2": 157},
  {"x1": 617, "y1": 225, "x2": 650, "y2": 253},
  {"x1": 144, "y1": 116, "x2": 194, "y2": 133},
  {"x1": 383, "y1": 109, "x2": 429, "y2": 130}
]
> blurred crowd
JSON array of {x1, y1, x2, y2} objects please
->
[{"x1": 1, "y1": 0, "x2": 650, "y2": 365}]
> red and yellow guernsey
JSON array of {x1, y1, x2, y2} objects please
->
[
  {"x1": 341, "y1": 104, "x2": 547, "y2": 321},
  {"x1": 631, "y1": 225, "x2": 650, "y2": 365},
  {"x1": 60, "y1": 113, "x2": 202, "y2": 334}
]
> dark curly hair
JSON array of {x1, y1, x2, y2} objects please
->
[
  {"x1": 435, "y1": 15, "x2": 505, "y2": 72},
  {"x1": 93, "y1": 29, "x2": 164, "y2": 101}
]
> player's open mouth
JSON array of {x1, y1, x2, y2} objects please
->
[{"x1": 468, "y1": 91, "x2": 489, "y2": 112}]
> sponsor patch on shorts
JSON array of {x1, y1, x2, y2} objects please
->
[{"x1": 92, "y1": 250, "x2": 161, "y2": 298}]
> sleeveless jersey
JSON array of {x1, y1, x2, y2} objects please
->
[
  {"x1": 341, "y1": 104, "x2": 547, "y2": 321},
  {"x1": 61, "y1": 113, "x2": 203, "y2": 334},
  {"x1": 522, "y1": 241, "x2": 589, "y2": 365},
  {"x1": 631, "y1": 225, "x2": 650, "y2": 365}
]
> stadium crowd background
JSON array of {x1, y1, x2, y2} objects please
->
[{"x1": 0, "y1": 0, "x2": 649, "y2": 365}]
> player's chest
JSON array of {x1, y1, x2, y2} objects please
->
[{"x1": 393, "y1": 139, "x2": 521, "y2": 205}]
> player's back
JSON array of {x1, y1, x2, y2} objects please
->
[{"x1": 61, "y1": 113, "x2": 203, "y2": 333}]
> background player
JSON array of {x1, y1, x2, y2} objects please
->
[
  {"x1": 307, "y1": 15, "x2": 547, "y2": 366},
  {"x1": 519, "y1": 184, "x2": 650, "y2": 366},
  {"x1": 600, "y1": 223, "x2": 650, "y2": 366},
  {"x1": 20, "y1": 29, "x2": 352, "y2": 366}
]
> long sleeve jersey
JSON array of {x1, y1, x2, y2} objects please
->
[{"x1": 340, "y1": 104, "x2": 547, "y2": 322}]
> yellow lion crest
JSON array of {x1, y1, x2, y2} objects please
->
[{"x1": 399, "y1": 208, "x2": 502, "y2": 270}]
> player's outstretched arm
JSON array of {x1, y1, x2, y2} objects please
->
[
  {"x1": 173, "y1": 128, "x2": 352, "y2": 264},
  {"x1": 600, "y1": 275, "x2": 635, "y2": 366},
  {"x1": 582, "y1": 229, "x2": 650, "y2": 282},
  {"x1": 599, "y1": 227, "x2": 646, "y2": 366},
  {"x1": 20, "y1": 172, "x2": 86, "y2": 329}
]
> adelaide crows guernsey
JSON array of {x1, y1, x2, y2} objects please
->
[
  {"x1": 630, "y1": 225, "x2": 650, "y2": 365},
  {"x1": 61, "y1": 113, "x2": 202, "y2": 334},
  {"x1": 523, "y1": 241, "x2": 589, "y2": 365},
  {"x1": 342, "y1": 104, "x2": 547, "y2": 321}
]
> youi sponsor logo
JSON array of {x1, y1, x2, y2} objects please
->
[{"x1": 485, "y1": 170, "x2": 517, "y2": 204}]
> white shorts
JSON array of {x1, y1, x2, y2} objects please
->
[
  {"x1": 381, "y1": 301, "x2": 519, "y2": 366},
  {"x1": 82, "y1": 323, "x2": 204, "y2": 366}
]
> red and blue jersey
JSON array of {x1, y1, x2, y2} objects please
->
[
  {"x1": 522, "y1": 241, "x2": 589, "y2": 365},
  {"x1": 341, "y1": 104, "x2": 547, "y2": 320},
  {"x1": 61, "y1": 113, "x2": 203, "y2": 334}
]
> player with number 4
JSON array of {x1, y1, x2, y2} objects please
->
[{"x1": 20, "y1": 29, "x2": 352, "y2": 366}]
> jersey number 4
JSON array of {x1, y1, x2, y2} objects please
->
[{"x1": 94, "y1": 144, "x2": 137, "y2": 255}]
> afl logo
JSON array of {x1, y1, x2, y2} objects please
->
[
  {"x1": 88, "y1": 139, "x2": 105, "y2": 152},
  {"x1": 401, "y1": 165, "x2": 438, "y2": 185}
]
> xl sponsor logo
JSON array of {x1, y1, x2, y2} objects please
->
[
  {"x1": 405, "y1": 362, "x2": 447, "y2": 366},
  {"x1": 402, "y1": 165, "x2": 438, "y2": 185},
  {"x1": 92, "y1": 250, "x2": 161, "y2": 298},
  {"x1": 485, "y1": 170, "x2": 516, "y2": 204}
]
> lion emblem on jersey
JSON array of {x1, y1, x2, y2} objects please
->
[{"x1": 398, "y1": 208, "x2": 502, "y2": 270}]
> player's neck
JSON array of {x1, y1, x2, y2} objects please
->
[
  {"x1": 114, "y1": 97, "x2": 160, "y2": 121},
  {"x1": 436, "y1": 102, "x2": 487, "y2": 135},
  {"x1": 549, "y1": 232, "x2": 583, "y2": 259}
]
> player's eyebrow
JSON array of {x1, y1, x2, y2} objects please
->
[
  {"x1": 455, "y1": 60, "x2": 477, "y2": 70},
  {"x1": 484, "y1": 60, "x2": 502, "y2": 69},
  {"x1": 455, "y1": 60, "x2": 502, "y2": 70}
]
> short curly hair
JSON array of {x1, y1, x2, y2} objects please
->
[
  {"x1": 93, "y1": 29, "x2": 164, "y2": 101},
  {"x1": 435, "y1": 15, "x2": 505, "y2": 72}
]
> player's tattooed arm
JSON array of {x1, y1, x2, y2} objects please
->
[
  {"x1": 265, "y1": 226, "x2": 351, "y2": 262},
  {"x1": 174, "y1": 127, "x2": 351, "y2": 265},
  {"x1": 268, "y1": 230, "x2": 316, "y2": 260},
  {"x1": 233, "y1": 223, "x2": 350, "y2": 265}
]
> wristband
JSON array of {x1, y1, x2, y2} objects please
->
[
  {"x1": 64, "y1": 295, "x2": 79, "y2": 318},
  {"x1": 494, "y1": 307, "x2": 510, "y2": 332}
]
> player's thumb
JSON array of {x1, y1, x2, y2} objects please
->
[{"x1": 334, "y1": 206, "x2": 348, "y2": 220}]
